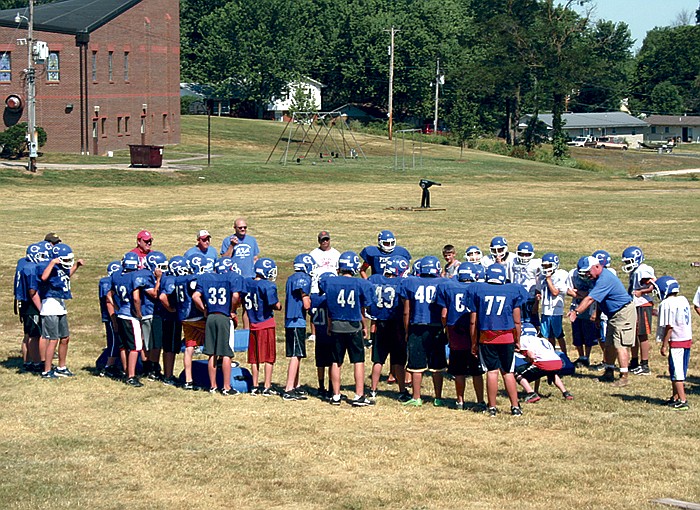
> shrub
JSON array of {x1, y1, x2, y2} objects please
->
[{"x1": 0, "y1": 123, "x2": 47, "y2": 159}]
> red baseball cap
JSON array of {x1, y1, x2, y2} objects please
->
[{"x1": 137, "y1": 230, "x2": 153, "y2": 241}]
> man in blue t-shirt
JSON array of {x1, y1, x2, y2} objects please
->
[
  {"x1": 320, "y1": 251, "x2": 376, "y2": 406},
  {"x1": 568, "y1": 256, "x2": 636, "y2": 387},
  {"x1": 220, "y1": 217, "x2": 260, "y2": 278},
  {"x1": 184, "y1": 229, "x2": 219, "y2": 260}
]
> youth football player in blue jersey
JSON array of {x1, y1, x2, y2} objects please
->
[
  {"x1": 158, "y1": 256, "x2": 187, "y2": 386},
  {"x1": 109, "y1": 252, "x2": 143, "y2": 387},
  {"x1": 176, "y1": 256, "x2": 208, "y2": 390},
  {"x1": 133, "y1": 256, "x2": 162, "y2": 380},
  {"x1": 242, "y1": 258, "x2": 281, "y2": 395},
  {"x1": 282, "y1": 254, "x2": 314, "y2": 401},
  {"x1": 99, "y1": 261, "x2": 124, "y2": 379},
  {"x1": 320, "y1": 251, "x2": 376, "y2": 406},
  {"x1": 359, "y1": 229, "x2": 411, "y2": 279},
  {"x1": 399, "y1": 255, "x2": 448, "y2": 407},
  {"x1": 311, "y1": 273, "x2": 335, "y2": 399},
  {"x1": 467, "y1": 264, "x2": 527, "y2": 417},
  {"x1": 436, "y1": 262, "x2": 485, "y2": 410},
  {"x1": 16, "y1": 242, "x2": 50, "y2": 372},
  {"x1": 192, "y1": 260, "x2": 241, "y2": 395},
  {"x1": 35, "y1": 243, "x2": 84, "y2": 379},
  {"x1": 368, "y1": 257, "x2": 409, "y2": 401}
]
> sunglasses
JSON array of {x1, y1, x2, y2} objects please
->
[
  {"x1": 236, "y1": 226, "x2": 248, "y2": 230},
  {"x1": 199, "y1": 237, "x2": 211, "y2": 241},
  {"x1": 141, "y1": 239, "x2": 152, "y2": 245}
]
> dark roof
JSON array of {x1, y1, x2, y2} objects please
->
[
  {"x1": 645, "y1": 115, "x2": 700, "y2": 127},
  {"x1": 0, "y1": 0, "x2": 142, "y2": 36},
  {"x1": 521, "y1": 112, "x2": 648, "y2": 130}
]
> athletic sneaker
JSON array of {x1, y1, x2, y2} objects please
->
[
  {"x1": 330, "y1": 395, "x2": 342, "y2": 406},
  {"x1": 162, "y1": 376, "x2": 178, "y2": 387},
  {"x1": 282, "y1": 391, "x2": 299, "y2": 401},
  {"x1": 307, "y1": 334, "x2": 316, "y2": 342},
  {"x1": 398, "y1": 390, "x2": 412, "y2": 403},
  {"x1": 352, "y1": 395, "x2": 374, "y2": 407},
  {"x1": 631, "y1": 365, "x2": 651, "y2": 376},
  {"x1": 525, "y1": 392, "x2": 541, "y2": 403},
  {"x1": 455, "y1": 401, "x2": 465, "y2": 410},
  {"x1": 433, "y1": 398, "x2": 445, "y2": 407},
  {"x1": 486, "y1": 406, "x2": 498, "y2": 417},
  {"x1": 54, "y1": 366, "x2": 75, "y2": 377},
  {"x1": 511, "y1": 406, "x2": 523, "y2": 417},
  {"x1": 183, "y1": 381, "x2": 195, "y2": 391},
  {"x1": 369, "y1": 389, "x2": 378, "y2": 400},
  {"x1": 672, "y1": 400, "x2": 689, "y2": 411},
  {"x1": 209, "y1": 387, "x2": 218, "y2": 394},
  {"x1": 293, "y1": 389, "x2": 308, "y2": 400},
  {"x1": 599, "y1": 369, "x2": 615, "y2": 383},
  {"x1": 666, "y1": 397, "x2": 680, "y2": 407},
  {"x1": 220, "y1": 388, "x2": 238, "y2": 396},
  {"x1": 611, "y1": 376, "x2": 629, "y2": 388},
  {"x1": 250, "y1": 387, "x2": 260, "y2": 396},
  {"x1": 147, "y1": 371, "x2": 163, "y2": 382},
  {"x1": 262, "y1": 387, "x2": 277, "y2": 396},
  {"x1": 562, "y1": 391, "x2": 574, "y2": 400},
  {"x1": 403, "y1": 398, "x2": 423, "y2": 407},
  {"x1": 473, "y1": 402, "x2": 488, "y2": 413},
  {"x1": 125, "y1": 377, "x2": 143, "y2": 388},
  {"x1": 41, "y1": 370, "x2": 58, "y2": 379},
  {"x1": 573, "y1": 358, "x2": 590, "y2": 368}
]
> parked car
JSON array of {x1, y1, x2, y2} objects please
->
[
  {"x1": 596, "y1": 136, "x2": 628, "y2": 150},
  {"x1": 567, "y1": 136, "x2": 594, "y2": 147}
]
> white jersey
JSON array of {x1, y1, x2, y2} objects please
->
[
  {"x1": 511, "y1": 258, "x2": 541, "y2": 297},
  {"x1": 692, "y1": 286, "x2": 700, "y2": 308},
  {"x1": 482, "y1": 252, "x2": 516, "y2": 280},
  {"x1": 519, "y1": 334, "x2": 560, "y2": 363},
  {"x1": 536, "y1": 269, "x2": 572, "y2": 316},
  {"x1": 656, "y1": 295, "x2": 692, "y2": 344},
  {"x1": 628, "y1": 263, "x2": 655, "y2": 307}
]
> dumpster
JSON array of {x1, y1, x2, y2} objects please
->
[{"x1": 129, "y1": 144, "x2": 163, "y2": 168}]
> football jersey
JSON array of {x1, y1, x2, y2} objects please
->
[
  {"x1": 510, "y1": 258, "x2": 541, "y2": 296},
  {"x1": 519, "y1": 334, "x2": 562, "y2": 370},
  {"x1": 241, "y1": 278, "x2": 279, "y2": 325},
  {"x1": 111, "y1": 269, "x2": 138, "y2": 319},
  {"x1": 320, "y1": 275, "x2": 375, "y2": 322},
  {"x1": 195, "y1": 273, "x2": 236, "y2": 316},
  {"x1": 568, "y1": 268, "x2": 594, "y2": 319},
  {"x1": 481, "y1": 253, "x2": 515, "y2": 278},
  {"x1": 628, "y1": 263, "x2": 655, "y2": 307},
  {"x1": 133, "y1": 269, "x2": 156, "y2": 319},
  {"x1": 285, "y1": 271, "x2": 312, "y2": 327},
  {"x1": 399, "y1": 275, "x2": 445, "y2": 325},
  {"x1": 35, "y1": 261, "x2": 72, "y2": 300},
  {"x1": 435, "y1": 278, "x2": 472, "y2": 327},
  {"x1": 359, "y1": 245, "x2": 411, "y2": 276},
  {"x1": 694, "y1": 286, "x2": 700, "y2": 308},
  {"x1": 656, "y1": 295, "x2": 692, "y2": 347},
  {"x1": 14, "y1": 257, "x2": 32, "y2": 302},
  {"x1": 536, "y1": 269, "x2": 572, "y2": 316},
  {"x1": 467, "y1": 281, "x2": 526, "y2": 332},
  {"x1": 367, "y1": 274, "x2": 402, "y2": 321},
  {"x1": 158, "y1": 274, "x2": 179, "y2": 321},
  {"x1": 99, "y1": 276, "x2": 112, "y2": 322},
  {"x1": 310, "y1": 294, "x2": 331, "y2": 342},
  {"x1": 174, "y1": 274, "x2": 204, "y2": 322}
]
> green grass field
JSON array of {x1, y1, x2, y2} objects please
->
[{"x1": 1, "y1": 117, "x2": 700, "y2": 509}]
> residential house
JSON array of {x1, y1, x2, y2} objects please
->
[
  {"x1": 520, "y1": 112, "x2": 648, "y2": 146},
  {"x1": 267, "y1": 77, "x2": 322, "y2": 122},
  {"x1": 644, "y1": 115, "x2": 700, "y2": 143}
]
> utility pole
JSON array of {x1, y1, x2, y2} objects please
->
[
  {"x1": 433, "y1": 58, "x2": 443, "y2": 135},
  {"x1": 26, "y1": 0, "x2": 37, "y2": 172},
  {"x1": 385, "y1": 26, "x2": 398, "y2": 141}
]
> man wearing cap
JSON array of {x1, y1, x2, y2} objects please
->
[
  {"x1": 310, "y1": 231, "x2": 340, "y2": 278},
  {"x1": 130, "y1": 230, "x2": 153, "y2": 269},
  {"x1": 220, "y1": 217, "x2": 260, "y2": 278},
  {"x1": 185, "y1": 230, "x2": 218, "y2": 260},
  {"x1": 44, "y1": 233, "x2": 61, "y2": 245},
  {"x1": 568, "y1": 256, "x2": 636, "y2": 387}
]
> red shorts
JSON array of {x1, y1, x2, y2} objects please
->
[
  {"x1": 183, "y1": 320, "x2": 206, "y2": 348},
  {"x1": 248, "y1": 326, "x2": 277, "y2": 364}
]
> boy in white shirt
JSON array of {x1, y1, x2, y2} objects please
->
[{"x1": 535, "y1": 252, "x2": 572, "y2": 354}]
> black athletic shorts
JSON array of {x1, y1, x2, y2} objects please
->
[
  {"x1": 371, "y1": 318, "x2": 406, "y2": 366},
  {"x1": 448, "y1": 349, "x2": 484, "y2": 377},
  {"x1": 406, "y1": 324, "x2": 447, "y2": 372},
  {"x1": 285, "y1": 327, "x2": 307, "y2": 358},
  {"x1": 478, "y1": 343, "x2": 515, "y2": 372},
  {"x1": 162, "y1": 318, "x2": 182, "y2": 354}
]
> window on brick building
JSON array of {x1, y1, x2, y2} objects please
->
[
  {"x1": 117, "y1": 116, "x2": 122, "y2": 135},
  {"x1": 0, "y1": 53, "x2": 10, "y2": 81},
  {"x1": 124, "y1": 52, "x2": 129, "y2": 81},
  {"x1": 91, "y1": 51, "x2": 97, "y2": 82},
  {"x1": 162, "y1": 113, "x2": 168, "y2": 132},
  {"x1": 101, "y1": 117, "x2": 107, "y2": 137},
  {"x1": 47, "y1": 51, "x2": 59, "y2": 81},
  {"x1": 124, "y1": 116, "x2": 130, "y2": 135},
  {"x1": 108, "y1": 51, "x2": 113, "y2": 82}
]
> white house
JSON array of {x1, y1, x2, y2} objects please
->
[{"x1": 267, "y1": 77, "x2": 323, "y2": 121}]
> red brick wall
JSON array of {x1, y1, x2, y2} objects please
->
[{"x1": 0, "y1": 0, "x2": 180, "y2": 154}]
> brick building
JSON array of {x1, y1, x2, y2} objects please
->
[{"x1": 0, "y1": 0, "x2": 180, "y2": 155}]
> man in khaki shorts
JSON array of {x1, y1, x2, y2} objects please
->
[{"x1": 568, "y1": 256, "x2": 636, "y2": 387}]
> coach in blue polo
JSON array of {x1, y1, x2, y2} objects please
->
[
  {"x1": 220, "y1": 217, "x2": 260, "y2": 278},
  {"x1": 568, "y1": 256, "x2": 636, "y2": 387}
]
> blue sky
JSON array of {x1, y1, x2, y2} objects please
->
[{"x1": 569, "y1": 0, "x2": 698, "y2": 48}]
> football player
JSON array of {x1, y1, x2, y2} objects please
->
[
  {"x1": 510, "y1": 241, "x2": 541, "y2": 328},
  {"x1": 568, "y1": 256, "x2": 599, "y2": 369},
  {"x1": 464, "y1": 245, "x2": 483, "y2": 266},
  {"x1": 158, "y1": 256, "x2": 187, "y2": 386},
  {"x1": 622, "y1": 246, "x2": 656, "y2": 375},
  {"x1": 481, "y1": 236, "x2": 516, "y2": 277},
  {"x1": 138, "y1": 251, "x2": 168, "y2": 380},
  {"x1": 535, "y1": 252, "x2": 573, "y2": 354},
  {"x1": 16, "y1": 242, "x2": 50, "y2": 372},
  {"x1": 359, "y1": 229, "x2": 411, "y2": 279},
  {"x1": 99, "y1": 261, "x2": 124, "y2": 379}
]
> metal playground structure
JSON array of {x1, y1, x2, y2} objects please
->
[
  {"x1": 266, "y1": 111, "x2": 367, "y2": 165},
  {"x1": 394, "y1": 128, "x2": 423, "y2": 171}
]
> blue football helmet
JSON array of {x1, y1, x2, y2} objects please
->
[
  {"x1": 420, "y1": 255, "x2": 441, "y2": 277},
  {"x1": 522, "y1": 322, "x2": 538, "y2": 337},
  {"x1": 411, "y1": 258, "x2": 422, "y2": 276},
  {"x1": 473, "y1": 264, "x2": 485, "y2": 282},
  {"x1": 621, "y1": 246, "x2": 644, "y2": 273},
  {"x1": 254, "y1": 258, "x2": 278, "y2": 281},
  {"x1": 338, "y1": 251, "x2": 361, "y2": 275},
  {"x1": 317, "y1": 271, "x2": 336, "y2": 294},
  {"x1": 653, "y1": 275, "x2": 680, "y2": 301},
  {"x1": 106, "y1": 260, "x2": 122, "y2": 276},
  {"x1": 516, "y1": 241, "x2": 535, "y2": 264},
  {"x1": 214, "y1": 257, "x2": 234, "y2": 274},
  {"x1": 145, "y1": 251, "x2": 169, "y2": 272},
  {"x1": 52, "y1": 243, "x2": 75, "y2": 270},
  {"x1": 383, "y1": 257, "x2": 400, "y2": 276},
  {"x1": 485, "y1": 264, "x2": 506, "y2": 284},
  {"x1": 457, "y1": 262, "x2": 478, "y2": 282},
  {"x1": 122, "y1": 251, "x2": 140, "y2": 271},
  {"x1": 541, "y1": 252, "x2": 560, "y2": 276},
  {"x1": 577, "y1": 256, "x2": 593, "y2": 280},
  {"x1": 592, "y1": 250, "x2": 611, "y2": 268},
  {"x1": 26, "y1": 242, "x2": 51, "y2": 263},
  {"x1": 377, "y1": 230, "x2": 396, "y2": 253},
  {"x1": 464, "y1": 245, "x2": 482, "y2": 264},
  {"x1": 489, "y1": 236, "x2": 508, "y2": 259},
  {"x1": 293, "y1": 253, "x2": 316, "y2": 274},
  {"x1": 168, "y1": 255, "x2": 188, "y2": 276},
  {"x1": 390, "y1": 255, "x2": 410, "y2": 277},
  {"x1": 187, "y1": 253, "x2": 214, "y2": 274}
]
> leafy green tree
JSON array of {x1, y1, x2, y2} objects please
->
[{"x1": 650, "y1": 81, "x2": 685, "y2": 114}]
